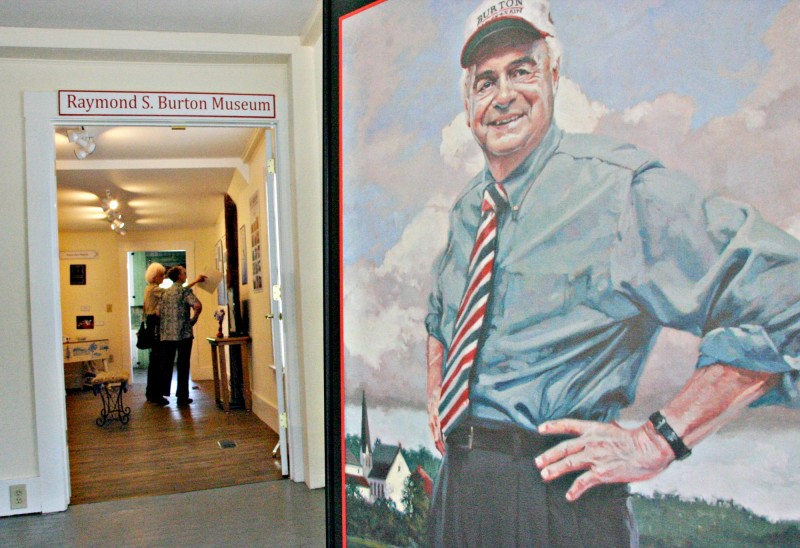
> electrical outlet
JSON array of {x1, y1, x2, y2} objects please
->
[{"x1": 10, "y1": 484, "x2": 27, "y2": 510}]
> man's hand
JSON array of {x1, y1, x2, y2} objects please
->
[
  {"x1": 535, "y1": 419, "x2": 674, "y2": 502},
  {"x1": 427, "y1": 336, "x2": 446, "y2": 455},
  {"x1": 535, "y1": 364, "x2": 778, "y2": 502}
]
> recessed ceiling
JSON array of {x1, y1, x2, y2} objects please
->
[
  {"x1": 0, "y1": 0, "x2": 318, "y2": 36},
  {"x1": 9, "y1": 1, "x2": 317, "y2": 235},
  {"x1": 56, "y1": 126, "x2": 262, "y2": 233}
]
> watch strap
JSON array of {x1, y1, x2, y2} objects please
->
[{"x1": 649, "y1": 411, "x2": 692, "y2": 461}]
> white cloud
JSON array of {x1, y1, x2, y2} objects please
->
[
  {"x1": 745, "y1": 0, "x2": 800, "y2": 110},
  {"x1": 632, "y1": 427, "x2": 800, "y2": 522},
  {"x1": 554, "y1": 76, "x2": 609, "y2": 133},
  {"x1": 440, "y1": 112, "x2": 484, "y2": 177},
  {"x1": 344, "y1": 196, "x2": 451, "y2": 374}
]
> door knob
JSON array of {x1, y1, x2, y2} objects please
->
[{"x1": 266, "y1": 313, "x2": 274, "y2": 319}]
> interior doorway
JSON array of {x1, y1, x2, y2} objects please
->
[
  {"x1": 128, "y1": 250, "x2": 187, "y2": 373},
  {"x1": 26, "y1": 93, "x2": 301, "y2": 510}
]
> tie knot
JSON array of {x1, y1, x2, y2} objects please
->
[{"x1": 482, "y1": 183, "x2": 509, "y2": 214}]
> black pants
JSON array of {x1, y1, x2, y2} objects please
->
[
  {"x1": 430, "y1": 424, "x2": 638, "y2": 547},
  {"x1": 144, "y1": 315, "x2": 161, "y2": 400},
  {"x1": 160, "y1": 338, "x2": 193, "y2": 402}
]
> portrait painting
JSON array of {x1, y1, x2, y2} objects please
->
[{"x1": 327, "y1": 0, "x2": 800, "y2": 546}]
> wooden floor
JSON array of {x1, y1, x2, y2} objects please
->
[{"x1": 66, "y1": 369, "x2": 283, "y2": 505}]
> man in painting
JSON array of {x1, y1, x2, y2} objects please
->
[{"x1": 425, "y1": 0, "x2": 800, "y2": 545}]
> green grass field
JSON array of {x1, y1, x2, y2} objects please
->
[
  {"x1": 633, "y1": 494, "x2": 800, "y2": 547},
  {"x1": 347, "y1": 494, "x2": 800, "y2": 547}
]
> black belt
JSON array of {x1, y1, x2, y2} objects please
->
[{"x1": 446, "y1": 423, "x2": 571, "y2": 458}]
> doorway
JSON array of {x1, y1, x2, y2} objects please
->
[
  {"x1": 26, "y1": 92, "x2": 302, "y2": 511},
  {"x1": 128, "y1": 250, "x2": 186, "y2": 372}
]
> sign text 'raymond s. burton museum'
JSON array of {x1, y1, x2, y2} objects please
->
[{"x1": 58, "y1": 91, "x2": 275, "y2": 118}]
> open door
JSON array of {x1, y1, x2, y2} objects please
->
[{"x1": 264, "y1": 128, "x2": 290, "y2": 476}]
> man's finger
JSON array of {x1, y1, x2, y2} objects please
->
[
  {"x1": 538, "y1": 449, "x2": 591, "y2": 482},
  {"x1": 535, "y1": 439, "x2": 585, "y2": 469},
  {"x1": 538, "y1": 418, "x2": 593, "y2": 436},
  {"x1": 565, "y1": 471, "x2": 601, "y2": 502}
]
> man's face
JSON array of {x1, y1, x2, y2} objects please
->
[{"x1": 465, "y1": 36, "x2": 558, "y2": 177}]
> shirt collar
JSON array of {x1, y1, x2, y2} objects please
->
[{"x1": 482, "y1": 122, "x2": 563, "y2": 210}]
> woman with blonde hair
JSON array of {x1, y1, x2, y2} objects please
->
[{"x1": 143, "y1": 262, "x2": 168, "y2": 405}]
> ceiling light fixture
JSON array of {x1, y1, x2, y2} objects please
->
[
  {"x1": 67, "y1": 127, "x2": 96, "y2": 160},
  {"x1": 101, "y1": 190, "x2": 126, "y2": 236}
]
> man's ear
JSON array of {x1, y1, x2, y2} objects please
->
[
  {"x1": 464, "y1": 100, "x2": 472, "y2": 128},
  {"x1": 551, "y1": 59, "x2": 561, "y2": 93}
]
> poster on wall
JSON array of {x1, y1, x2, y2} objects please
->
[
  {"x1": 215, "y1": 239, "x2": 228, "y2": 306},
  {"x1": 249, "y1": 189, "x2": 264, "y2": 292},
  {"x1": 76, "y1": 316, "x2": 94, "y2": 330},
  {"x1": 240, "y1": 224, "x2": 248, "y2": 285},
  {"x1": 69, "y1": 264, "x2": 86, "y2": 285},
  {"x1": 325, "y1": 0, "x2": 800, "y2": 546}
]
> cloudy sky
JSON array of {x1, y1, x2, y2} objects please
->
[{"x1": 340, "y1": 0, "x2": 800, "y2": 521}]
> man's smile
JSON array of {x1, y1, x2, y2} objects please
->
[{"x1": 488, "y1": 113, "x2": 524, "y2": 126}]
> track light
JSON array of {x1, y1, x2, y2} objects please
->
[
  {"x1": 100, "y1": 190, "x2": 126, "y2": 236},
  {"x1": 68, "y1": 127, "x2": 95, "y2": 160}
]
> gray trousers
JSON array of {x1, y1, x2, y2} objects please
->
[{"x1": 430, "y1": 432, "x2": 638, "y2": 547}]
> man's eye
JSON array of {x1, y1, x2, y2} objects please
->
[
  {"x1": 475, "y1": 79, "x2": 494, "y2": 93},
  {"x1": 511, "y1": 67, "x2": 534, "y2": 79}
]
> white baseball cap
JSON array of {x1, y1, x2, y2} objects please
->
[{"x1": 461, "y1": 0, "x2": 556, "y2": 68}]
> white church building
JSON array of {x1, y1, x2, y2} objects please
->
[{"x1": 345, "y1": 392, "x2": 411, "y2": 512}]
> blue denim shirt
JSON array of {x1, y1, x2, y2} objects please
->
[{"x1": 426, "y1": 124, "x2": 800, "y2": 430}]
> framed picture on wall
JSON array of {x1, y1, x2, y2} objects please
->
[
  {"x1": 326, "y1": 0, "x2": 800, "y2": 546},
  {"x1": 215, "y1": 239, "x2": 228, "y2": 305},
  {"x1": 69, "y1": 264, "x2": 86, "y2": 285},
  {"x1": 240, "y1": 224, "x2": 248, "y2": 285},
  {"x1": 249, "y1": 190, "x2": 264, "y2": 292},
  {"x1": 76, "y1": 315, "x2": 94, "y2": 330}
]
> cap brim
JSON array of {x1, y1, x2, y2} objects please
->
[{"x1": 460, "y1": 18, "x2": 544, "y2": 68}]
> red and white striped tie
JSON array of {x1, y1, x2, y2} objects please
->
[{"x1": 439, "y1": 182, "x2": 508, "y2": 436}]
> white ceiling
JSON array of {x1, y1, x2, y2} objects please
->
[
  {"x1": 55, "y1": 126, "x2": 262, "y2": 232},
  {"x1": 0, "y1": 0, "x2": 318, "y2": 36},
  {"x1": 4, "y1": 1, "x2": 319, "y2": 233}
]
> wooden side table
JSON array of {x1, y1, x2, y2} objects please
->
[{"x1": 206, "y1": 336, "x2": 252, "y2": 412}]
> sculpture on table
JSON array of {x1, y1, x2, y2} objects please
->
[{"x1": 213, "y1": 309, "x2": 226, "y2": 338}]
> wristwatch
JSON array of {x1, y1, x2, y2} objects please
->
[{"x1": 649, "y1": 411, "x2": 692, "y2": 460}]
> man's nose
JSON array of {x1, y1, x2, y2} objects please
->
[{"x1": 493, "y1": 74, "x2": 516, "y2": 109}]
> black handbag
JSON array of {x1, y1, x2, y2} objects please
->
[{"x1": 136, "y1": 321, "x2": 153, "y2": 349}]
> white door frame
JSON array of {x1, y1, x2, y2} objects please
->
[
  {"x1": 122, "y1": 244, "x2": 196, "y2": 380},
  {"x1": 24, "y1": 91, "x2": 305, "y2": 512}
]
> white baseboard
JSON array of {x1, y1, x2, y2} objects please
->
[
  {"x1": 252, "y1": 390, "x2": 279, "y2": 433},
  {"x1": 0, "y1": 476, "x2": 42, "y2": 517},
  {"x1": 306, "y1": 472, "x2": 326, "y2": 490}
]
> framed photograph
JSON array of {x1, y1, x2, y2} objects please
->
[
  {"x1": 327, "y1": 0, "x2": 800, "y2": 546},
  {"x1": 249, "y1": 190, "x2": 264, "y2": 292},
  {"x1": 239, "y1": 224, "x2": 248, "y2": 285},
  {"x1": 69, "y1": 264, "x2": 86, "y2": 285},
  {"x1": 215, "y1": 239, "x2": 228, "y2": 306},
  {"x1": 76, "y1": 315, "x2": 94, "y2": 330}
]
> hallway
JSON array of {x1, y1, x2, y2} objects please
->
[{"x1": 67, "y1": 369, "x2": 283, "y2": 504}]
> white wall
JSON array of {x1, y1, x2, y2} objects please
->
[
  {"x1": 289, "y1": 31, "x2": 326, "y2": 489},
  {"x1": 0, "y1": 20, "x2": 325, "y2": 514}
]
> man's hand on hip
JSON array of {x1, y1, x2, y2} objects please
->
[{"x1": 534, "y1": 418, "x2": 674, "y2": 501}]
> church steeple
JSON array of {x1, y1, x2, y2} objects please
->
[{"x1": 360, "y1": 390, "x2": 372, "y2": 474}]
